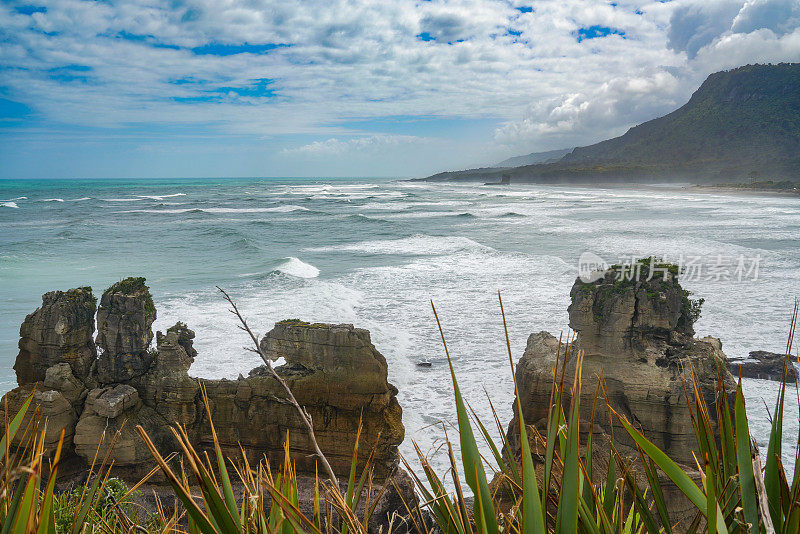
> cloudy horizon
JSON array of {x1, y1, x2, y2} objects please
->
[{"x1": 1, "y1": 0, "x2": 799, "y2": 179}]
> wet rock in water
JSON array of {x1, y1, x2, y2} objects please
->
[
  {"x1": 728, "y1": 350, "x2": 799, "y2": 382},
  {"x1": 14, "y1": 287, "x2": 97, "y2": 385},
  {"x1": 95, "y1": 277, "x2": 157, "y2": 384},
  {"x1": 505, "y1": 260, "x2": 734, "y2": 527}
]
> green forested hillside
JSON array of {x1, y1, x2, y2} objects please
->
[{"x1": 424, "y1": 63, "x2": 800, "y2": 183}]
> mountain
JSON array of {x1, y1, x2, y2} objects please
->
[
  {"x1": 422, "y1": 63, "x2": 800, "y2": 183},
  {"x1": 494, "y1": 148, "x2": 573, "y2": 167}
]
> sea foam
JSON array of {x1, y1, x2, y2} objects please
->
[
  {"x1": 274, "y1": 257, "x2": 320, "y2": 278},
  {"x1": 308, "y1": 234, "x2": 492, "y2": 255}
]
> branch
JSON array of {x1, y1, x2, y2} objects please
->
[{"x1": 216, "y1": 286, "x2": 341, "y2": 490}]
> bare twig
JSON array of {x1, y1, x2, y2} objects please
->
[
  {"x1": 216, "y1": 286, "x2": 341, "y2": 490},
  {"x1": 751, "y1": 439, "x2": 776, "y2": 534}
]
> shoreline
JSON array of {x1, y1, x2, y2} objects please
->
[{"x1": 417, "y1": 178, "x2": 800, "y2": 199}]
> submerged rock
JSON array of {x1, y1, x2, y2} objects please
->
[{"x1": 728, "y1": 350, "x2": 799, "y2": 382}]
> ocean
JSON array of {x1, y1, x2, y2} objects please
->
[{"x1": 1, "y1": 177, "x2": 798, "y2": 476}]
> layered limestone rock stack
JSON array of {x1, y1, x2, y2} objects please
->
[
  {"x1": 505, "y1": 261, "x2": 734, "y2": 526},
  {"x1": 0, "y1": 278, "x2": 406, "y2": 489},
  {"x1": 14, "y1": 287, "x2": 97, "y2": 385},
  {"x1": 95, "y1": 277, "x2": 157, "y2": 384},
  {"x1": 3, "y1": 288, "x2": 97, "y2": 452},
  {"x1": 197, "y1": 321, "x2": 404, "y2": 475}
]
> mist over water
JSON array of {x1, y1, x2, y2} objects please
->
[{"x1": 1, "y1": 177, "x2": 798, "y2": 476}]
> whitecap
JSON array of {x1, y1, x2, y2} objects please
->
[
  {"x1": 1, "y1": 202, "x2": 19, "y2": 209},
  {"x1": 136, "y1": 193, "x2": 187, "y2": 200},
  {"x1": 68, "y1": 197, "x2": 91, "y2": 201},
  {"x1": 307, "y1": 234, "x2": 492, "y2": 255},
  {"x1": 102, "y1": 198, "x2": 143, "y2": 202},
  {"x1": 121, "y1": 205, "x2": 310, "y2": 215},
  {"x1": 274, "y1": 257, "x2": 320, "y2": 278},
  {"x1": 204, "y1": 205, "x2": 309, "y2": 214},
  {"x1": 43, "y1": 198, "x2": 64, "y2": 202},
  {"x1": 120, "y1": 208, "x2": 199, "y2": 214}
]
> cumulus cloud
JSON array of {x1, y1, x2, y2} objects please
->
[
  {"x1": 733, "y1": 0, "x2": 800, "y2": 35},
  {"x1": 667, "y1": 1, "x2": 743, "y2": 59},
  {"x1": 493, "y1": 71, "x2": 683, "y2": 151},
  {"x1": 667, "y1": 0, "x2": 800, "y2": 59}
]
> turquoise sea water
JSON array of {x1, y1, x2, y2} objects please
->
[{"x1": 1, "y1": 178, "x2": 798, "y2": 474}]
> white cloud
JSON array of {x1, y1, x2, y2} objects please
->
[
  {"x1": 733, "y1": 0, "x2": 800, "y2": 35},
  {"x1": 282, "y1": 134, "x2": 425, "y2": 156},
  {"x1": 1, "y1": 0, "x2": 799, "y2": 176},
  {"x1": 493, "y1": 70, "x2": 683, "y2": 151},
  {"x1": 667, "y1": 1, "x2": 743, "y2": 59}
]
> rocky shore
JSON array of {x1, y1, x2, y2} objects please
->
[
  {"x1": 0, "y1": 268, "x2": 779, "y2": 531},
  {"x1": 0, "y1": 278, "x2": 410, "y2": 530},
  {"x1": 728, "y1": 350, "x2": 799, "y2": 382},
  {"x1": 502, "y1": 262, "x2": 735, "y2": 527}
]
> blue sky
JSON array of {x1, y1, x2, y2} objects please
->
[{"x1": 1, "y1": 0, "x2": 799, "y2": 179}]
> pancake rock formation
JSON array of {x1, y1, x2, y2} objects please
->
[
  {"x1": 0, "y1": 277, "x2": 408, "y2": 527},
  {"x1": 505, "y1": 260, "x2": 734, "y2": 527}
]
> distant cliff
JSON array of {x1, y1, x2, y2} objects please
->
[
  {"x1": 423, "y1": 63, "x2": 800, "y2": 183},
  {"x1": 493, "y1": 148, "x2": 572, "y2": 168}
]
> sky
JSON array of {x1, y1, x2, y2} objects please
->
[{"x1": 1, "y1": 0, "x2": 799, "y2": 179}]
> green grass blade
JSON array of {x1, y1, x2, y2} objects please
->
[
  {"x1": 518, "y1": 396, "x2": 545, "y2": 534},
  {"x1": 556, "y1": 354, "x2": 582, "y2": 534},
  {"x1": 0, "y1": 392, "x2": 33, "y2": 454},
  {"x1": 576, "y1": 494, "x2": 602, "y2": 534},
  {"x1": 619, "y1": 462, "x2": 661, "y2": 534},
  {"x1": 70, "y1": 472, "x2": 104, "y2": 534},
  {"x1": 734, "y1": 383, "x2": 759, "y2": 534},
  {"x1": 618, "y1": 415, "x2": 705, "y2": 507},
  {"x1": 36, "y1": 432, "x2": 65, "y2": 534},
  {"x1": 214, "y1": 442, "x2": 239, "y2": 525},
  {"x1": 471, "y1": 403, "x2": 507, "y2": 476},
  {"x1": 705, "y1": 455, "x2": 717, "y2": 534},
  {"x1": 12, "y1": 472, "x2": 38, "y2": 534},
  {"x1": 640, "y1": 456, "x2": 672, "y2": 534},
  {"x1": 601, "y1": 453, "x2": 616, "y2": 523},
  {"x1": 1, "y1": 474, "x2": 28, "y2": 534},
  {"x1": 432, "y1": 301, "x2": 499, "y2": 534},
  {"x1": 764, "y1": 362, "x2": 786, "y2": 528},
  {"x1": 617, "y1": 414, "x2": 727, "y2": 532}
]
